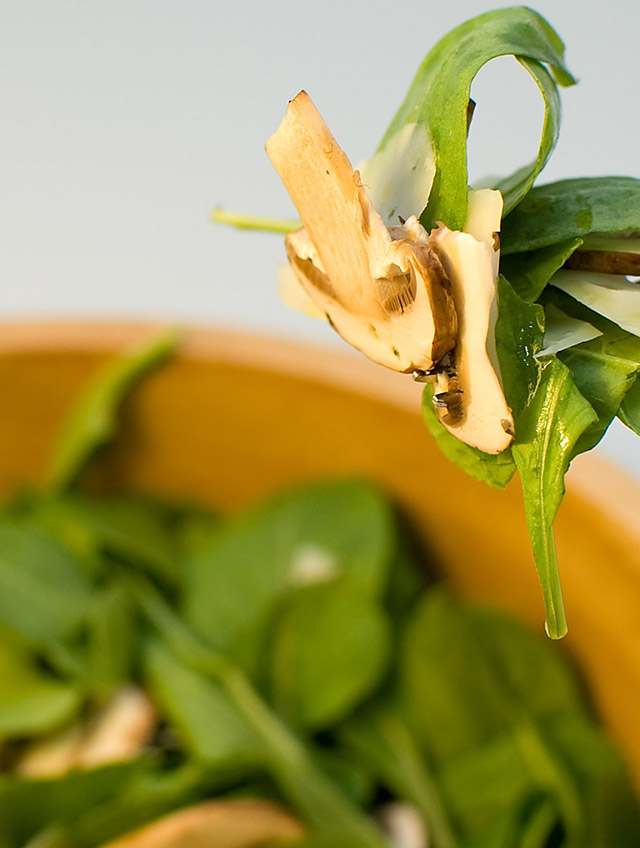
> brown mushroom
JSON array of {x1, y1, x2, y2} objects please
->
[
  {"x1": 266, "y1": 91, "x2": 457, "y2": 374},
  {"x1": 98, "y1": 799, "x2": 304, "y2": 848}
]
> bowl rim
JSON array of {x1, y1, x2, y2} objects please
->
[{"x1": 1, "y1": 317, "x2": 638, "y2": 546}]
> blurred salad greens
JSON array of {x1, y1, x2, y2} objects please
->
[{"x1": 0, "y1": 333, "x2": 638, "y2": 847}]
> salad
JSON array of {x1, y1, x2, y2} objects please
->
[
  {"x1": 216, "y1": 6, "x2": 640, "y2": 640},
  {"x1": 0, "y1": 334, "x2": 637, "y2": 848}
]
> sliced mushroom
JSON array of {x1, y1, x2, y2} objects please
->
[
  {"x1": 18, "y1": 686, "x2": 156, "y2": 778},
  {"x1": 266, "y1": 91, "x2": 457, "y2": 373},
  {"x1": 98, "y1": 799, "x2": 304, "y2": 848},
  {"x1": 429, "y1": 190, "x2": 514, "y2": 454}
]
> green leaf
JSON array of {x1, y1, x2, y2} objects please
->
[
  {"x1": 0, "y1": 762, "x2": 141, "y2": 847},
  {"x1": 70, "y1": 761, "x2": 217, "y2": 847},
  {"x1": 438, "y1": 735, "x2": 552, "y2": 844},
  {"x1": 502, "y1": 177, "x2": 640, "y2": 254},
  {"x1": 495, "y1": 274, "x2": 545, "y2": 420},
  {"x1": 401, "y1": 589, "x2": 586, "y2": 758},
  {"x1": 500, "y1": 237, "x2": 583, "y2": 302},
  {"x1": 511, "y1": 358, "x2": 597, "y2": 638},
  {"x1": 340, "y1": 705, "x2": 457, "y2": 848},
  {"x1": 559, "y1": 337, "x2": 640, "y2": 455},
  {"x1": 0, "y1": 628, "x2": 81, "y2": 738},
  {"x1": 269, "y1": 583, "x2": 390, "y2": 732},
  {"x1": 0, "y1": 520, "x2": 93, "y2": 644},
  {"x1": 184, "y1": 479, "x2": 395, "y2": 676},
  {"x1": 46, "y1": 330, "x2": 180, "y2": 492},
  {"x1": 379, "y1": 7, "x2": 574, "y2": 230},
  {"x1": 399, "y1": 591, "x2": 589, "y2": 842},
  {"x1": 543, "y1": 288, "x2": 640, "y2": 451},
  {"x1": 421, "y1": 385, "x2": 516, "y2": 489},
  {"x1": 495, "y1": 278, "x2": 598, "y2": 637},
  {"x1": 618, "y1": 375, "x2": 640, "y2": 434},
  {"x1": 541, "y1": 716, "x2": 640, "y2": 847},
  {"x1": 55, "y1": 494, "x2": 181, "y2": 586},
  {"x1": 400, "y1": 590, "x2": 507, "y2": 765},
  {"x1": 85, "y1": 581, "x2": 136, "y2": 698},
  {"x1": 144, "y1": 638, "x2": 265, "y2": 768}
]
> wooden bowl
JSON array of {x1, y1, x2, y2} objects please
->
[{"x1": 1, "y1": 321, "x2": 639, "y2": 787}]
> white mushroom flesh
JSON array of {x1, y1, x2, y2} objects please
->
[
  {"x1": 266, "y1": 91, "x2": 457, "y2": 374},
  {"x1": 429, "y1": 190, "x2": 514, "y2": 454}
]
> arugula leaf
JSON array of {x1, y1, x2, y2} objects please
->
[
  {"x1": 134, "y1": 577, "x2": 391, "y2": 848},
  {"x1": 184, "y1": 479, "x2": 395, "y2": 677},
  {"x1": 502, "y1": 177, "x2": 640, "y2": 254},
  {"x1": 494, "y1": 277, "x2": 598, "y2": 638},
  {"x1": 500, "y1": 237, "x2": 583, "y2": 302},
  {"x1": 421, "y1": 385, "x2": 516, "y2": 489},
  {"x1": 438, "y1": 735, "x2": 557, "y2": 845},
  {"x1": 379, "y1": 7, "x2": 574, "y2": 231},
  {"x1": 0, "y1": 520, "x2": 92, "y2": 645},
  {"x1": 144, "y1": 637, "x2": 265, "y2": 769},
  {"x1": 541, "y1": 716, "x2": 640, "y2": 848},
  {"x1": 45, "y1": 330, "x2": 180, "y2": 493},
  {"x1": 495, "y1": 275, "x2": 545, "y2": 419},
  {"x1": 543, "y1": 288, "x2": 640, "y2": 452},
  {"x1": 85, "y1": 581, "x2": 136, "y2": 699},
  {"x1": 60, "y1": 494, "x2": 181, "y2": 586},
  {"x1": 0, "y1": 762, "x2": 141, "y2": 847},
  {"x1": 69, "y1": 761, "x2": 216, "y2": 848},
  {"x1": 511, "y1": 358, "x2": 597, "y2": 638},
  {"x1": 399, "y1": 590, "x2": 589, "y2": 842},
  {"x1": 618, "y1": 376, "x2": 640, "y2": 434},
  {"x1": 0, "y1": 627, "x2": 81, "y2": 738},
  {"x1": 341, "y1": 706, "x2": 457, "y2": 848},
  {"x1": 559, "y1": 338, "x2": 640, "y2": 456},
  {"x1": 268, "y1": 583, "x2": 390, "y2": 732}
]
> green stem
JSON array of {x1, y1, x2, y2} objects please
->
[
  {"x1": 375, "y1": 714, "x2": 457, "y2": 848},
  {"x1": 343, "y1": 710, "x2": 458, "y2": 848},
  {"x1": 210, "y1": 208, "x2": 300, "y2": 233},
  {"x1": 133, "y1": 579, "x2": 389, "y2": 848},
  {"x1": 514, "y1": 719, "x2": 583, "y2": 847}
]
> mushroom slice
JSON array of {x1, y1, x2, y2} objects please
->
[
  {"x1": 98, "y1": 799, "x2": 304, "y2": 848},
  {"x1": 266, "y1": 91, "x2": 457, "y2": 373},
  {"x1": 429, "y1": 190, "x2": 514, "y2": 454},
  {"x1": 18, "y1": 686, "x2": 156, "y2": 778}
]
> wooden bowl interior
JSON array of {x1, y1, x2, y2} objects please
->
[{"x1": 0, "y1": 322, "x2": 638, "y2": 787}]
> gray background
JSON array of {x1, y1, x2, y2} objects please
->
[{"x1": 1, "y1": 0, "x2": 639, "y2": 473}]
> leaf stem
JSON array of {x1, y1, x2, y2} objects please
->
[
  {"x1": 210, "y1": 208, "x2": 300, "y2": 233},
  {"x1": 132, "y1": 577, "x2": 390, "y2": 848}
]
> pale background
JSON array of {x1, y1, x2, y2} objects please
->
[{"x1": 1, "y1": 0, "x2": 639, "y2": 473}]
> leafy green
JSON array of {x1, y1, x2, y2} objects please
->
[
  {"x1": 183, "y1": 479, "x2": 394, "y2": 676},
  {"x1": 618, "y1": 375, "x2": 640, "y2": 434},
  {"x1": 0, "y1": 763, "x2": 141, "y2": 846},
  {"x1": 84, "y1": 580, "x2": 136, "y2": 698},
  {"x1": 45, "y1": 330, "x2": 180, "y2": 492},
  {"x1": 500, "y1": 237, "x2": 583, "y2": 302},
  {"x1": 494, "y1": 277, "x2": 599, "y2": 638},
  {"x1": 0, "y1": 521, "x2": 92, "y2": 644},
  {"x1": 543, "y1": 288, "x2": 640, "y2": 452},
  {"x1": 379, "y1": 7, "x2": 575, "y2": 230},
  {"x1": 343, "y1": 706, "x2": 457, "y2": 848},
  {"x1": 511, "y1": 358, "x2": 597, "y2": 638},
  {"x1": 268, "y1": 583, "x2": 390, "y2": 732},
  {"x1": 502, "y1": 176, "x2": 640, "y2": 254},
  {"x1": 0, "y1": 628, "x2": 81, "y2": 738},
  {"x1": 144, "y1": 637, "x2": 265, "y2": 768}
]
